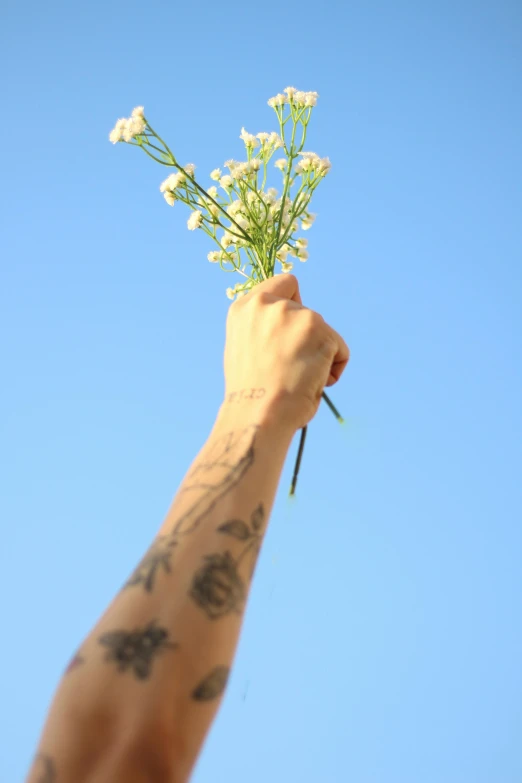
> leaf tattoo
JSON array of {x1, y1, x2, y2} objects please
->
[
  {"x1": 192, "y1": 666, "x2": 230, "y2": 702},
  {"x1": 217, "y1": 519, "x2": 252, "y2": 540},
  {"x1": 124, "y1": 535, "x2": 176, "y2": 593},
  {"x1": 250, "y1": 503, "x2": 264, "y2": 531},
  {"x1": 98, "y1": 620, "x2": 176, "y2": 680}
]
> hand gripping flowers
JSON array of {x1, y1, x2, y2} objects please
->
[{"x1": 109, "y1": 88, "x2": 343, "y2": 494}]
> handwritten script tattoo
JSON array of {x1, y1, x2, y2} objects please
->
[
  {"x1": 173, "y1": 426, "x2": 257, "y2": 537},
  {"x1": 189, "y1": 504, "x2": 265, "y2": 619},
  {"x1": 124, "y1": 535, "x2": 177, "y2": 593},
  {"x1": 226, "y1": 388, "x2": 266, "y2": 404},
  {"x1": 30, "y1": 753, "x2": 56, "y2": 783},
  {"x1": 64, "y1": 652, "x2": 85, "y2": 675},
  {"x1": 192, "y1": 666, "x2": 230, "y2": 701},
  {"x1": 98, "y1": 620, "x2": 176, "y2": 680}
]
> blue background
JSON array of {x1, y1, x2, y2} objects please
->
[{"x1": 2, "y1": 1, "x2": 521, "y2": 781}]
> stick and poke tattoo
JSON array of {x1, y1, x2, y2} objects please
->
[{"x1": 36, "y1": 426, "x2": 266, "y2": 775}]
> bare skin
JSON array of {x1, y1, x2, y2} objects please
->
[{"x1": 26, "y1": 274, "x2": 349, "y2": 783}]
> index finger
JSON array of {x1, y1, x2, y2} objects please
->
[
  {"x1": 253, "y1": 273, "x2": 303, "y2": 305},
  {"x1": 325, "y1": 324, "x2": 350, "y2": 386}
]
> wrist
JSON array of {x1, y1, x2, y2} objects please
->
[{"x1": 214, "y1": 388, "x2": 297, "y2": 444}]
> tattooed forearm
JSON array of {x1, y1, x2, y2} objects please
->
[
  {"x1": 192, "y1": 666, "x2": 230, "y2": 702},
  {"x1": 98, "y1": 620, "x2": 177, "y2": 680},
  {"x1": 64, "y1": 652, "x2": 85, "y2": 675},
  {"x1": 30, "y1": 753, "x2": 56, "y2": 783},
  {"x1": 226, "y1": 388, "x2": 266, "y2": 404},
  {"x1": 124, "y1": 535, "x2": 177, "y2": 592},
  {"x1": 173, "y1": 426, "x2": 257, "y2": 537},
  {"x1": 189, "y1": 504, "x2": 265, "y2": 619}
]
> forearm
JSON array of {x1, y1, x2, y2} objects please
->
[{"x1": 29, "y1": 398, "x2": 294, "y2": 783}]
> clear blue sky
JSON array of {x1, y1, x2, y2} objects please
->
[{"x1": 2, "y1": 0, "x2": 521, "y2": 780}]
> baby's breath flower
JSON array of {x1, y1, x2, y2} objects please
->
[
  {"x1": 239, "y1": 127, "x2": 259, "y2": 149},
  {"x1": 208, "y1": 251, "x2": 220, "y2": 263},
  {"x1": 305, "y1": 91, "x2": 319, "y2": 107},
  {"x1": 231, "y1": 162, "x2": 248, "y2": 180},
  {"x1": 210, "y1": 168, "x2": 222, "y2": 181},
  {"x1": 224, "y1": 159, "x2": 238, "y2": 170},
  {"x1": 248, "y1": 158, "x2": 261, "y2": 172},
  {"x1": 274, "y1": 158, "x2": 287, "y2": 171},
  {"x1": 301, "y1": 212, "x2": 317, "y2": 230},
  {"x1": 318, "y1": 156, "x2": 332, "y2": 175},
  {"x1": 267, "y1": 93, "x2": 287, "y2": 108},
  {"x1": 160, "y1": 172, "x2": 185, "y2": 192},
  {"x1": 226, "y1": 287, "x2": 235, "y2": 300},
  {"x1": 296, "y1": 249, "x2": 309, "y2": 262},
  {"x1": 219, "y1": 175, "x2": 234, "y2": 189},
  {"x1": 109, "y1": 118, "x2": 126, "y2": 144},
  {"x1": 227, "y1": 200, "x2": 243, "y2": 216},
  {"x1": 131, "y1": 106, "x2": 145, "y2": 118},
  {"x1": 187, "y1": 210, "x2": 203, "y2": 230},
  {"x1": 299, "y1": 151, "x2": 320, "y2": 161},
  {"x1": 122, "y1": 116, "x2": 146, "y2": 142},
  {"x1": 296, "y1": 237, "x2": 308, "y2": 249},
  {"x1": 221, "y1": 232, "x2": 234, "y2": 248},
  {"x1": 276, "y1": 245, "x2": 290, "y2": 262},
  {"x1": 164, "y1": 192, "x2": 176, "y2": 206},
  {"x1": 256, "y1": 132, "x2": 270, "y2": 144},
  {"x1": 235, "y1": 215, "x2": 249, "y2": 229},
  {"x1": 207, "y1": 186, "x2": 218, "y2": 199},
  {"x1": 268, "y1": 131, "x2": 284, "y2": 149},
  {"x1": 284, "y1": 86, "x2": 297, "y2": 100},
  {"x1": 280, "y1": 260, "x2": 294, "y2": 273},
  {"x1": 183, "y1": 163, "x2": 196, "y2": 176}
]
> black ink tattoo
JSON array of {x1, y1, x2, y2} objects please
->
[
  {"x1": 226, "y1": 388, "x2": 266, "y2": 403},
  {"x1": 189, "y1": 504, "x2": 265, "y2": 619},
  {"x1": 31, "y1": 753, "x2": 56, "y2": 783},
  {"x1": 173, "y1": 426, "x2": 257, "y2": 537},
  {"x1": 98, "y1": 620, "x2": 176, "y2": 680},
  {"x1": 192, "y1": 665, "x2": 230, "y2": 701},
  {"x1": 219, "y1": 502, "x2": 264, "y2": 580},
  {"x1": 190, "y1": 552, "x2": 245, "y2": 619},
  {"x1": 64, "y1": 652, "x2": 85, "y2": 675},
  {"x1": 124, "y1": 535, "x2": 177, "y2": 592}
]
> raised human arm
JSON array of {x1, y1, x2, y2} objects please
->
[{"x1": 26, "y1": 274, "x2": 349, "y2": 783}]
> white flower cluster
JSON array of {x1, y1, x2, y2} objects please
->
[
  {"x1": 159, "y1": 165, "x2": 196, "y2": 205},
  {"x1": 268, "y1": 87, "x2": 319, "y2": 108},
  {"x1": 295, "y1": 151, "x2": 332, "y2": 177},
  {"x1": 109, "y1": 106, "x2": 146, "y2": 144},
  {"x1": 110, "y1": 86, "x2": 329, "y2": 301}
]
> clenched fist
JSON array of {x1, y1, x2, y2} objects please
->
[{"x1": 223, "y1": 274, "x2": 349, "y2": 433}]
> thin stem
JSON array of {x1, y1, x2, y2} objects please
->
[
  {"x1": 321, "y1": 392, "x2": 344, "y2": 423},
  {"x1": 289, "y1": 425, "x2": 307, "y2": 497}
]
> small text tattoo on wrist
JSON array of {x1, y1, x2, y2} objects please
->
[
  {"x1": 98, "y1": 620, "x2": 177, "y2": 680},
  {"x1": 226, "y1": 388, "x2": 266, "y2": 404},
  {"x1": 192, "y1": 665, "x2": 230, "y2": 701}
]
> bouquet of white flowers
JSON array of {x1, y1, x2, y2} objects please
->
[{"x1": 110, "y1": 86, "x2": 344, "y2": 494}]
